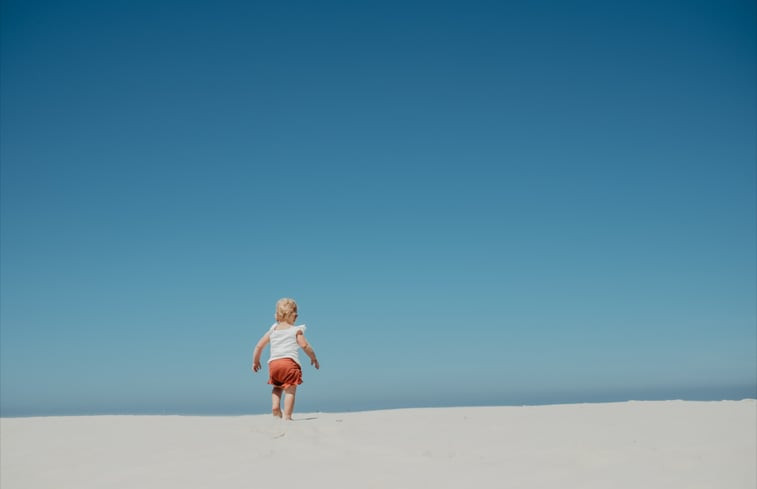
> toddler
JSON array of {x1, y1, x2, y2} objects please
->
[{"x1": 252, "y1": 298, "x2": 319, "y2": 420}]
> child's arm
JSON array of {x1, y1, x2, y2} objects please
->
[
  {"x1": 251, "y1": 333, "x2": 270, "y2": 372},
  {"x1": 296, "y1": 331, "x2": 319, "y2": 369}
]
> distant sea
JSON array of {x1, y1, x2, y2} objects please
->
[{"x1": 2, "y1": 383, "x2": 754, "y2": 417}]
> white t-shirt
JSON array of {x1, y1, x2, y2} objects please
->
[{"x1": 268, "y1": 323, "x2": 306, "y2": 366}]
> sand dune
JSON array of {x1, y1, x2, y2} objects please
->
[{"x1": 1, "y1": 400, "x2": 755, "y2": 488}]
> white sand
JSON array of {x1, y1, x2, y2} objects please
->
[{"x1": 1, "y1": 400, "x2": 755, "y2": 489}]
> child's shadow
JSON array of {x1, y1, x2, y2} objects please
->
[{"x1": 293, "y1": 416, "x2": 318, "y2": 422}]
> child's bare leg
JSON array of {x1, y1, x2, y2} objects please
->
[
  {"x1": 283, "y1": 386, "x2": 297, "y2": 420},
  {"x1": 271, "y1": 387, "x2": 283, "y2": 417}
]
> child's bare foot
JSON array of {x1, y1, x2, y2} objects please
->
[
  {"x1": 284, "y1": 415, "x2": 293, "y2": 421},
  {"x1": 272, "y1": 408, "x2": 282, "y2": 418}
]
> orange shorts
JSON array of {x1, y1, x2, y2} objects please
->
[{"x1": 267, "y1": 358, "x2": 303, "y2": 389}]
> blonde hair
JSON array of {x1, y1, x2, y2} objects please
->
[{"x1": 275, "y1": 298, "x2": 298, "y2": 323}]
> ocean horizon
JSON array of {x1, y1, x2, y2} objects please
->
[{"x1": 3, "y1": 383, "x2": 754, "y2": 418}]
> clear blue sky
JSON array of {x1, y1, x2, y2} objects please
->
[{"x1": 1, "y1": 0, "x2": 755, "y2": 416}]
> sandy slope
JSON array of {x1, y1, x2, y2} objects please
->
[{"x1": 1, "y1": 400, "x2": 755, "y2": 489}]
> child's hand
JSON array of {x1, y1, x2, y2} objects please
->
[
  {"x1": 311, "y1": 358, "x2": 320, "y2": 370},
  {"x1": 252, "y1": 361, "x2": 261, "y2": 372}
]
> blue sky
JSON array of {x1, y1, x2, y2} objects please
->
[{"x1": 1, "y1": 0, "x2": 755, "y2": 415}]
